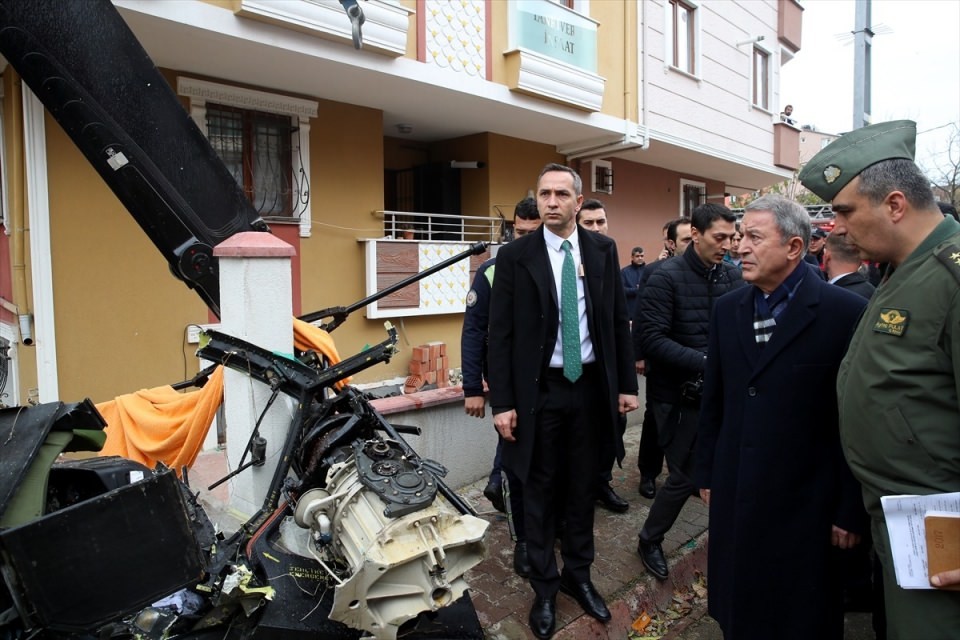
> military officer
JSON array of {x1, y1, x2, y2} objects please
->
[{"x1": 799, "y1": 120, "x2": 960, "y2": 639}]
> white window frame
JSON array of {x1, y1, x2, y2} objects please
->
[
  {"x1": 750, "y1": 41, "x2": 773, "y2": 113},
  {"x1": 679, "y1": 178, "x2": 706, "y2": 216},
  {"x1": 177, "y1": 77, "x2": 318, "y2": 238},
  {"x1": 664, "y1": 0, "x2": 701, "y2": 79}
]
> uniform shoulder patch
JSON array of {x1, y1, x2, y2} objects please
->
[
  {"x1": 934, "y1": 243, "x2": 960, "y2": 285},
  {"x1": 465, "y1": 289, "x2": 478, "y2": 307}
]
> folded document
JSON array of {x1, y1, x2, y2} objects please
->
[{"x1": 881, "y1": 492, "x2": 960, "y2": 589}]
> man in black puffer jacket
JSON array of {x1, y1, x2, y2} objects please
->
[{"x1": 635, "y1": 203, "x2": 745, "y2": 581}]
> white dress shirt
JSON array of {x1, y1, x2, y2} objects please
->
[{"x1": 543, "y1": 226, "x2": 596, "y2": 367}]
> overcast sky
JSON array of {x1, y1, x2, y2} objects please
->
[{"x1": 780, "y1": 0, "x2": 960, "y2": 174}]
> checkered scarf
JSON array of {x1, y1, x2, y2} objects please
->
[{"x1": 753, "y1": 264, "x2": 807, "y2": 346}]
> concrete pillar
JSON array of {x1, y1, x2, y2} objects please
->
[{"x1": 213, "y1": 232, "x2": 296, "y2": 519}]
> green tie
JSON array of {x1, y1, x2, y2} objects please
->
[{"x1": 560, "y1": 240, "x2": 582, "y2": 382}]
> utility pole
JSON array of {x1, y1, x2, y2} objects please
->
[{"x1": 853, "y1": 0, "x2": 873, "y2": 130}]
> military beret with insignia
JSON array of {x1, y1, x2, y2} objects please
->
[{"x1": 798, "y1": 120, "x2": 917, "y2": 202}]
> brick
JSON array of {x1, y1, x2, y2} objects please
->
[
  {"x1": 408, "y1": 359, "x2": 426, "y2": 375},
  {"x1": 427, "y1": 341, "x2": 442, "y2": 361},
  {"x1": 411, "y1": 345, "x2": 429, "y2": 363},
  {"x1": 425, "y1": 371, "x2": 437, "y2": 385}
]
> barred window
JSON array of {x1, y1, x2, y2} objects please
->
[{"x1": 207, "y1": 104, "x2": 293, "y2": 218}]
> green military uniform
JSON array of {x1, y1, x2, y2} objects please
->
[
  {"x1": 837, "y1": 217, "x2": 960, "y2": 637},
  {"x1": 801, "y1": 120, "x2": 960, "y2": 639}
]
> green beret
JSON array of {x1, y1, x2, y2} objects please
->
[{"x1": 798, "y1": 120, "x2": 916, "y2": 202}]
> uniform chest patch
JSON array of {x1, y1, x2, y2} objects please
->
[
  {"x1": 465, "y1": 289, "x2": 478, "y2": 307},
  {"x1": 873, "y1": 308, "x2": 909, "y2": 336}
]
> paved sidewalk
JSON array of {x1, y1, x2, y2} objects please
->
[
  {"x1": 191, "y1": 393, "x2": 711, "y2": 639},
  {"x1": 461, "y1": 408, "x2": 710, "y2": 639}
]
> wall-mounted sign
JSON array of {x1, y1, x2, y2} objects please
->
[{"x1": 509, "y1": 0, "x2": 598, "y2": 73}]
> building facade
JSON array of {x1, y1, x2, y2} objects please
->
[{"x1": 0, "y1": 0, "x2": 802, "y2": 406}]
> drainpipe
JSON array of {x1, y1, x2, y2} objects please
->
[
  {"x1": 6, "y1": 72, "x2": 32, "y2": 344},
  {"x1": 639, "y1": 2, "x2": 651, "y2": 150}
]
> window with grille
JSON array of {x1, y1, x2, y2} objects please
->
[
  {"x1": 681, "y1": 180, "x2": 706, "y2": 217},
  {"x1": 667, "y1": 0, "x2": 697, "y2": 75},
  {"x1": 0, "y1": 336, "x2": 10, "y2": 408},
  {"x1": 206, "y1": 104, "x2": 293, "y2": 218}
]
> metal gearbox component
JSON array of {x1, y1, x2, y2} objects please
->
[{"x1": 291, "y1": 442, "x2": 487, "y2": 640}]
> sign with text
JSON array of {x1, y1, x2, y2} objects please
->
[{"x1": 510, "y1": 0, "x2": 597, "y2": 72}]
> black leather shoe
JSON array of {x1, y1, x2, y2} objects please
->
[
  {"x1": 638, "y1": 539, "x2": 669, "y2": 580},
  {"x1": 596, "y1": 483, "x2": 629, "y2": 513},
  {"x1": 483, "y1": 479, "x2": 505, "y2": 513},
  {"x1": 638, "y1": 476, "x2": 656, "y2": 499},
  {"x1": 559, "y1": 575, "x2": 611, "y2": 622},
  {"x1": 513, "y1": 541, "x2": 531, "y2": 578},
  {"x1": 528, "y1": 596, "x2": 556, "y2": 639}
]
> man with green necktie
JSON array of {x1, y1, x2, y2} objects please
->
[{"x1": 489, "y1": 163, "x2": 638, "y2": 640}]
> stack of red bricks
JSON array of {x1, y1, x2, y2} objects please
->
[{"x1": 404, "y1": 341, "x2": 450, "y2": 394}]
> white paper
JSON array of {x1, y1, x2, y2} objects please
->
[{"x1": 880, "y1": 492, "x2": 960, "y2": 589}]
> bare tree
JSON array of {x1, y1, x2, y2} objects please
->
[{"x1": 926, "y1": 124, "x2": 960, "y2": 209}]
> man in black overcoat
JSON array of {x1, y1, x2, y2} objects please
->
[
  {"x1": 693, "y1": 195, "x2": 868, "y2": 639},
  {"x1": 823, "y1": 231, "x2": 876, "y2": 300},
  {"x1": 489, "y1": 163, "x2": 638, "y2": 640}
]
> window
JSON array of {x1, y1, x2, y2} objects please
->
[
  {"x1": 667, "y1": 0, "x2": 697, "y2": 75},
  {"x1": 207, "y1": 104, "x2": 293, "y2": 217},
  {"x1": 0, "y1": 327, "x2": 16, "y2": 409},
  {"x1": 178, "y1": 77, "x2": 318, "y2": 237},
  {"x1": 680, "y1": 179, "x2": 706, "y2": 217},
  {"x1": 752, "y1": 46, "x2": 770, "y2": 111}
]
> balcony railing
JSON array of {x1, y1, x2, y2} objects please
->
[{"x1": 374, "y1": 210, "x2": 503, "y2": 244}]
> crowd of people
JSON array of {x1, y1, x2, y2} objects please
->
[{"x1": 460, "y1": 120, "x2": 960, "y2": 640}]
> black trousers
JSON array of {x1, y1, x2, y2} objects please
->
[
  {"x1": 636, "y1": 399, "x2": 664, "y2": 479},
  {"x1": 639, "y1": 401, "x2": 698, "y2": 545},
  {"x1": 598, "y1": 413, "x2": 627, "y2": 484},
  {"x1": 524, "y1": 365, "x2": 602, "y2": 599}
]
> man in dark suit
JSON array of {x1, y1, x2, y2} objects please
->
[
  {"x1": 489, "y1": 163, "x2": 639, "y2": 640},
  {"x1": 693, "y1": 195, "x2": 868, "y2": 640},
  {"x1": 823, "y1": 232, "x2": 876, "y2": 299}
]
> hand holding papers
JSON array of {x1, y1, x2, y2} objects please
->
[{"x1": 881, "y1": 492, "x2": 960, "y2": 589}]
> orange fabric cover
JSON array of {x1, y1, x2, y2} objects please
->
[
  {"x1": 97, "y1": 319, "x2": 348, "y2": 474},
  {"x1": 97, "y1": 367, "x2": 225, "y2": 475}
]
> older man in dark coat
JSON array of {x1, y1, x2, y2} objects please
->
[{"x1": 693, "y1": 195, "x2": 868, "y2": 639}]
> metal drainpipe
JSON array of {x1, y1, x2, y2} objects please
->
[
  {"x1": 6, "y1": 72, "x2": 32, "y2": 343},
  {"x1": 639, "y1": 2, "x2": 650, "y2": 150}
]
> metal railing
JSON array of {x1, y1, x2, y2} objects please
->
[{"x1": 374, "y1": 210, "x2": 503, "y2": 243}]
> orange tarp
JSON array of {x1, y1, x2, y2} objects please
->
[{"x1": 97, "y1": 319, "x2": 348, "y2": 475}]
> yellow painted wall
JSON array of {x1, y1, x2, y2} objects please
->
[
  {"x1": 488, "y1": 133, "x2": 564, "y2": 206},
  {"x1": 1, "y1": 73, "x2": 39, "y2": 406},
  {"x1": 44, "y1": 116, "x2": 211, "y2": 403},
  {"x1": 592, "y1": 0, "x2": 634, "y2": 121},
  {"x1": 296, "y1": 99, "x2": 397, "y2": 381}
]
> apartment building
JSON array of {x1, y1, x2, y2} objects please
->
[{"x1": 0, "y1": 0, "x2": 802, "y2": 405}]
